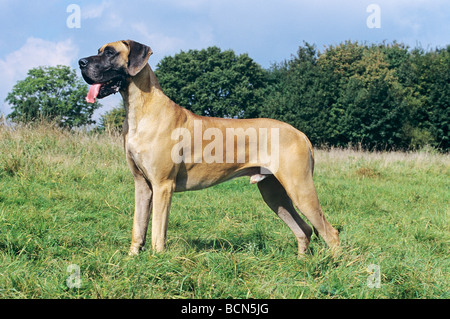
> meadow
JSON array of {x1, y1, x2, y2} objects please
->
[{"x1": 0, "y1": 122, "x2": 448, "y2": 299}]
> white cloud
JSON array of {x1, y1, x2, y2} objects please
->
[
  {"x1": 131, "y1": 22, "x2": 186, "y2": 54},
  {"x1": 0, "y1": 37, "x2": 79, "y2": 115},
  {"x1": 80, "y1": 0, "x2": 124, "y2": 31},
  {"x1": 82, "y1": 0, "x2": 112, "y2": 19},
  {"x1": 106, "y1": 12, "x2": 123, "y2": 28},
  {"x1": 163, "y1": 0, "x2": 210, "y2": 11}
]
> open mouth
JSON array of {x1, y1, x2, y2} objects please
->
[{"x1": 85, "y1": 78, "x2": 123, "y2": 103}]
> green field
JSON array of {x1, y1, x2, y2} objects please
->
[{"x1": 0, "y1": 123, "x2": 448, "y2": 298}]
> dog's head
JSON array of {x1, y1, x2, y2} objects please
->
[{"x1": 79, "y1": 40, "x2": 152, "y2": 102}]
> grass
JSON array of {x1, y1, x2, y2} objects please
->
[{"x1": 0, "y1": 122, "x2": 448, "y2": 299}]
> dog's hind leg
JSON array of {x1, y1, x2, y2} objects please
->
[
  {"x1": 275, "y1": 170, "x2": 339, "y2": 252},
  {"x1": 274, "y1": 141, "x2": 340, "y2": 252},
  {"x1": 257, "y1": 175, "x2": 313, "y2": 256},
  {"x1": 288, "y1": 180, "x2": 339, "y2": 251}
]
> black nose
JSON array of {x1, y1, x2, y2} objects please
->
[{"x1": 78, "y1": 58, "x2": 89, "y2": 68}]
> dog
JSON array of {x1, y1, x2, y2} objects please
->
[{"x1": 79, "y1": 40, "x2": 339, "y2": 256}]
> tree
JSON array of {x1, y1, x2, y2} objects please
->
[
  {"x1": 406, "y1": 47, "x2": 450, "y2": 150},
  {"x1": 154, "y1": 47, "x2": 268, "y2": 118},
  {"x1": 99, "y1": 101, "x2": 126, "y2": 132},
  {"x1": 331, "y1": 46, "x2": 415, "y2": 149},
  {"x1": 5, "y1": 65, "x2": 101, "y2": 128},
  {"x1": 262, "y1": 41, "x2": 445, "y2": 151},
  {"x1": 261, "y1": 43, "x2": 330, "y2": 144}
]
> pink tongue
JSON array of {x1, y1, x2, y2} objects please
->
[{"x1": 86, "y1": 84, "x2": 102, "y2": 103}]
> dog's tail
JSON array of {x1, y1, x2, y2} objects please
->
[
  {"x1": 303, "y1": 134, "x2": 320, "y2": 237},
  {"x1": 303, "y1": 135, "x2": 315, "y2": 176}
]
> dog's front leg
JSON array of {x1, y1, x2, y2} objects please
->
[
  {"x1": 151, "y1": 181, "x2": 175, "y2": 252},
  {"x1": 129, "y1": 175, "x2": 153, "y2": 256}
]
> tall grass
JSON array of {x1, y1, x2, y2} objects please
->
[{"x1": 0, "y1": 122, "x2": 448, "y2": 298}]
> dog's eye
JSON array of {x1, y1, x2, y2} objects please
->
[{"x1": 104, "y1": 49, "x2": 116, "y2": 57}]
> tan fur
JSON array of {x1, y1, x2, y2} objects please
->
[{"x1": 100, "y1": 41, "x2": 340, "y2": 256}]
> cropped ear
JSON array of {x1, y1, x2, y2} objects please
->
[{"x1": 122, "y1": 40, "x2": 153, "y2": 76}]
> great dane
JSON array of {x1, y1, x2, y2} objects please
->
[{"x1": 79, "y1": 40, "x2": 339, "y2": 256}]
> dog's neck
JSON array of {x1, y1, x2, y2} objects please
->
[
  {"x1": 120, "y1": 64, "x2": 161, "y2": 104},
  {"x1": 120, "y1": 64, "x2": 163, "y2": 133}
]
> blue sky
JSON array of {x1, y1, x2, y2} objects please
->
[{"x1": 1, "y1": 0, "x2": 449, "y2": 118}]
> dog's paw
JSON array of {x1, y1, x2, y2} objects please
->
[{"x1": 128, "y1": 245, "x2": 145, "y2": 256}]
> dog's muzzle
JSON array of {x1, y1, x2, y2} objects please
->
[{"x1": 78, "y1": 58, "x2": 124, "y2": 103}]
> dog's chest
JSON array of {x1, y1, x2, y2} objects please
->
[
  {"x1": 125, "y1": 131, "x2": 171, "y2": 179},
  {"x1": 125, "y1": 134, "x2": 153, "y2": 171}
]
